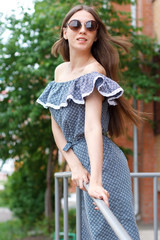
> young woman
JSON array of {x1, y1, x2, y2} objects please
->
[{"x1": 37, "y1": 5, "x2": 141, "y2": 240}]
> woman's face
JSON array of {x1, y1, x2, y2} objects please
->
[{"x1": 63, "y1": 10, "x2": 98, "y2": 53}]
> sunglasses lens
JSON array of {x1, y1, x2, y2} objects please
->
[
  {"x1": 67, "y1": 20, "x2": 98, "y2": 31},
  {"x1": 86, "y1": 20, "x2": 98, "y2": 31},
  {"x1": 68, "y1": 20, "x2": 81, "y2": 31}
]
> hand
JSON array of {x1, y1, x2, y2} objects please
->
[
  {"x1": 71, "y1": 165, "x2": 90, "y2": 191},
  {"x1": 88, "y1": 183, "x2": 110, "y2": 208}
]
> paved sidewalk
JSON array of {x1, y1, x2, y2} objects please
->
[{"x1": 138, "y1": 221, "x2": 160, "y2": 240}]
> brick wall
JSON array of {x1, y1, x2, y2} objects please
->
[
  {"x1": 139, "y1": 102, "x2": 158, "y2": 223},
  {"x1": 137, "y1": 0, "x2": 160, "y2": 223},
  {"x1": 153, "y1": 0, "x2": 160, "y2": 41},
  {"x1": 114, "y1": 0, "x2": 160, "y2": 223}
]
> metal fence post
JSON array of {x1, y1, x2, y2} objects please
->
[
  {"x1": 63, "y1": 177, "x2": 68, "y2": 240},
  {"x1": 55, "y1": 176, "x2": 59, "y2": 240},
  {"x1": 153, "y1": 177, "x2": 158, "y2": 240},
  {"x1": 54, "y1": 172, "x2": 160, "y2": 240},
  {"x1": 76, "y1": 187, "x2": 81, "y2": 240}
]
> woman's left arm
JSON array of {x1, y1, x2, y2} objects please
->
[{"x1": 85, "y1": 87, "x2": 109, "y2": 207}]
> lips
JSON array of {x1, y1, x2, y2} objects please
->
[{"x1": 77, "y1": 37, "x2": 87, "y2": 41}]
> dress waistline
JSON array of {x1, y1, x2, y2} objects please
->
[
  {"x1": 63, "y1": 132, "x2": 107, "y2": 152},
  {"x1": 63, "y1": 135, "x2": 85, "y2": 152}
]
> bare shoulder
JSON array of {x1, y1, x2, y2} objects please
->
[
  {"x1": 86, "y1": 62, "x2": 106, "y2": 76},
  {"x1": 85, "y1": 62, "x2": 106, "y2": 101},
  {"x1": 54, "y1": 62, "x2": 69, "y2": 82}
]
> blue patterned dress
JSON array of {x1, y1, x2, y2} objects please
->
[{"x1": 37, "y1": 72, "x2": 140, "y2": 240}]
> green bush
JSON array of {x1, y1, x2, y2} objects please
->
[
  {"x1": 0, "y1": 189, "x2": 9, "y2": 207},
  {"x1": 3, "y1": 160, "x2": 47, "y2": 227},
  {"x1": 0, "y1": 209, "x2": 76, "y2": 240},
  {"x1": 68, "y1": 209, "x2": 76, "y2": 233},
  {"x1": 58, "y1": 208, "x2": 76, "y2": 233},
  {"x1": 0, "y1": 219, "x2": 27, "y2": 240}
]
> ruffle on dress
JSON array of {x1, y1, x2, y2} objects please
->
[{"x1": 36, "y1": 72, "x2": 124, "y2": 109}]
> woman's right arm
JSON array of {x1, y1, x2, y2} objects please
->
[{"x1": 51, "y1": 116, "x2": 90, "y2": 190}]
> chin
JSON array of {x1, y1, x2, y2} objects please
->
[{"x1": 76, "y1": 44, "x2": 92, "y2": 51}]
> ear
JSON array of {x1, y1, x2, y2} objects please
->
[{"x1": 63, "y1": 27, "x2": 68, "y2": 40}]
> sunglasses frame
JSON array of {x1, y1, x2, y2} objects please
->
[{"x1": 67, "y1": 19, "x2": 98, "y2": 32}]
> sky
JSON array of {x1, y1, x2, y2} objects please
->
[
  {"x1": 0, "y1": 159, "x2": 15, "y2": 175},
  {"x1": 1, "y1": 0, "x2": 35, "y2": 42},
  {"x1": 0, "y1": 0, "x2": 34, "y2": 18}
]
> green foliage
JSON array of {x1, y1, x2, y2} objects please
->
[
  {"x1": 68, "y1": 208, "x2": 76, "y2": 233},
  {"x1": 0, "y1": 219, "x2": 28, "y2": 240},
  {"x1": 0, "y1": 209, "x2": 76, "y2": 240},
  {"x1": 96, "y1": 1, "x2": 160, "y2": 101},
  {"x1": 3, "y1": 159, "x2": 47, "y2": 226},
  {"x1": 0, "y1": 189, "x2": 8, "y2": 207},
  {"x1": 122, "y1": 35, "x2": 160, "y2": 102},
  {"x1": 119, "y1": 146, "x2": 133, "y2": 160},
  {"x1": 0, "y1": 0, "x2": 160, "y2": 227},
  {"x1": 58, "y1": 208, "x2": 76, "y2": 233},
  {"x1": 0, "y1": 0, "x2": 58, "y2": 226},
  {"x1": 34, "y1": 208, "x2": 76, "y2": 234}
]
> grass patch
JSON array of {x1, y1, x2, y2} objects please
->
[
  {"x1": 0, "y1": 190, "x2": 8, "y2": 207},
  {"x1": 0, "y1": 219, "x2": 28, "y2": 240},
  {"x1": 0, "y1": 209, "x2": 76, "y2": 240}
]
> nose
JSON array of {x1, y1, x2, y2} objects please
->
[{"x1": 79, "y1": 23, "x2": 86, "y2": 34}]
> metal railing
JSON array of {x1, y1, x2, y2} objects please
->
[
  {"x1": 130, "y1": 172, "x2": 160, "y2": 240},
  {"x1": 54, "y1": 172, "x2": 160, "y2": 240}
]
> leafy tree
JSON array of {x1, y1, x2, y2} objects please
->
[
  {"x1": 0, "y1": 0, "x2": 60, "y2": 226},
  {"x1": 0, "y1": 0, "x2": 159, "y2": 227}
]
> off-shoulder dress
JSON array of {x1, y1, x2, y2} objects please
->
[{"x1": 37, "y1": 72, "x2": 140, "y2": 240}]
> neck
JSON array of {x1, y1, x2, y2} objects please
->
[{"x1": 69, "y1": 49, "x2": 93, "y2": 72}]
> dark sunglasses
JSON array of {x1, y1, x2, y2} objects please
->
[{"x1": 67, "y1": 19, "x2": 98, "y2": 32}]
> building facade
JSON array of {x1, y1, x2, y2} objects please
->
[{"x1": 115, "y1": 0, "x2": 160, "y2": 224}]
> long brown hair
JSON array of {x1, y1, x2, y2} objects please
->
[{"x1": 52, "y1": 5, "x2": 142, "y2": 137}]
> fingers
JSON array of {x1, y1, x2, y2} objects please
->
[
  {"x1": 98, "y1": 191, "x2": 109, "y2": 207},
  {"x1": 79, "y1": 180, "x2": 86, "y2": 191},
  {"x1": 83, "y1": 174, "x2": 90, "y2": 184},
  {"x1": 89, "y1": 187, "x2": 110, "y2": 208},
  {"x1": 102, "y1": 194, "x2": 110, "y2": 208},
  {"x1": 93, "y1": 194, "x2": 109, "y2": 210},
  {"x1": 72, "y1": 172, "x2": 90, "y2": 191},
  {"x1": 72, "y1": 179, "x2": 87, "y2": 191},
  {"x1": 96, "y1": 194, "x2": 109, "y2": 208},
  {"x1": 79, "y1": 177, "x2": 89, "y2": 191},
  {"x1": 93, "y1": 202, "x2": 99, "y2": 210}
]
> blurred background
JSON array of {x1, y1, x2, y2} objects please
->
[{"x1": 0, "y1": 0, "x2": 160, "y2": 239}]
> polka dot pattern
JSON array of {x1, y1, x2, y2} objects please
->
[
  {"x1": 36, "y1": 72, "x2": 140, "y2": 240},
  {"x1": 36, "y1": 72, "x2": 124, "y2": 109}
]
